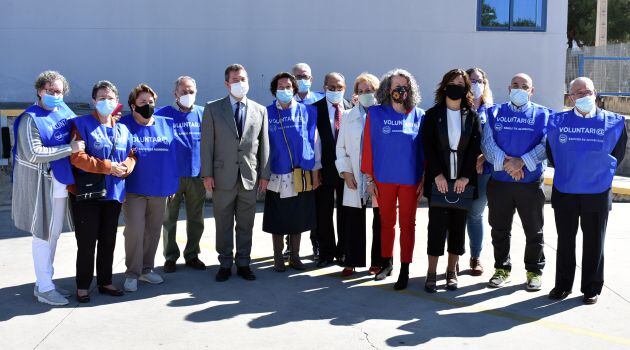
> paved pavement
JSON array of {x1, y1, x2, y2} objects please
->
[{"x1": 1, "y1": 203, "x2": 629, "y2": 350}]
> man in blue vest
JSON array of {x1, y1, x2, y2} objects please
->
[
  {"x1": 157, "y1": 76, "x2": 207, "y2": 273},
  {"x1": 547, "y1": 77, "x2": 627, "y2": 304},
  {"x1": 482, "y1": 73, "x2": 552, "y2": 291}
]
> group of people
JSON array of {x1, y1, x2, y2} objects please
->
[{"x1": 12, "y1": 63, "x2": 626, "y2": 307}]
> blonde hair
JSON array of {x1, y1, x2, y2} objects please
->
[
  {"x1": 466, "y1": 67, "x2": 494, "y2": 106},
  {"x1": 353, "y1": 72, "x2": 380, "y2": 95}
]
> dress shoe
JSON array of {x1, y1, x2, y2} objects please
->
[
  {"x1": 289, "y1": 258, "x2": 307, "y2": 270},
  {"x1": 425, "y1": 272, "x2": 438, "y2": 293},
  {"x1": 375, "y1": 265, "x2": 393, "y2": 281},
  {"x1": 583, "y1": 294, "x2": 598, "y2": 305},
  {"x1": 394, "y1": 263, "x2": 410, "y2": 290},
  {"x1": 163, "y1": 260, "x2": 176, "y2": 273},
  {"x1": 185, "y1": 257, "x2": 207, "y2": 270},
  {"x1": 76, "y1": 292, "x2": 90, "y2": 303},
  {"x1": 98, "y1": 285, "x2": 124, "y2": 297},
  {"x1": 341, "y1": 267, "x2": 355, "y2": 277},
  {"x1": 368, "y1": 266, "x2": 380, "y2": 275},
  {"x1": 215, "y1": 267, "x2": 232, "y2": 282},
  {"x1": 548, "y1": 288, "x2": 571, "y2": 300},
  {"x1": 316, "y1": 259, "x2": 334, "y2": 268},
  {"x1": 469, "y1": 257, "x2": 483, "y2": 276},
  {"x1": 237, "y1": 266, "x2": 256, "y2": 281}
]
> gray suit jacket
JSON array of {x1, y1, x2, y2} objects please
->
[{"x1": 200, "y1": 96, "x2": 270, "y2": 190}]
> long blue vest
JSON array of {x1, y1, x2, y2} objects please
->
[
  {"x1": 12, "y1": 103, "x2": 76, "y2": 184},
  {"x1": 296, "y1": 91, "x2": 325, "y2": 105},
  {"x1": 368, "y1": 105, "x2": 424, "y2": 185},
  {"x1": 72, "y1": 114, "x2": 133, "y2": 202},
  {"x1": 154, "y1": 105, "x2": 203, "y2": 177},
  {"x1": 120, "y1": 114, "x2": 179, "y2": 197},
  {"x1": 267, "y1": 102, "x2": 317, "y2": 174},
  {"x1": 548, "y1": 109, "x2": 625, "y2": 194},
  {"x1": 487, "y1": 102, "x2": 550, "y2": 183}
]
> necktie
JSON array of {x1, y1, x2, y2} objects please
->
[
  {"x1": 234, "y1": 102, "x2": 243, "y2": 138},
  {"x1": 333, "y1": 103, "x2": 342, "y2": 140}
]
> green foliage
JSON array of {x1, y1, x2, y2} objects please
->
[{"x1": 568, "y1": 0, "x2": 630, "y2": 45}]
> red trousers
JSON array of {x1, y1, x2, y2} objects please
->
[{"x1": 376, "y1": 181, "x2": 417, "y2": 263}]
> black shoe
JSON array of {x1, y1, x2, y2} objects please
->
[
  {"x1": 76, "y1": 292, "x2": 90, "y2": 303},
  {"x1": 215, "y1": 267, "x2": 232, "y2": 282},
  {"x1": 237, "y1": 266, "x2": 257, "y2": 281},
  {"x1": 98, "y1": 285, "x2": 124, "y2": 297},
  {"x1": 316, "y1": 259, "x2": 334, "y2": 268},
  {"x1": 394, "y1": 262, "x2": 409, "y2": 290},
  {"x1": 583, "y1": 294, "x2": 598, "y2": 305},
  {"x1": 163, "y1": 260, "x2": 176, "y2": 273},
  {"x1": 548, "y1": 288, "x2": 571, "y2": 300},
  {"x1": 185, "y1": 257, "x2": 207, "y2": 270}
]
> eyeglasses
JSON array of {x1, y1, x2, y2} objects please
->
[
  {"x1": 570, "y1": 90, "x2": 594, "y2": 98},
  {"x1": 44, "y1": 89, "x2": 63, "y2": 96},
  {"x1": 470, "y1": 79, "x2": 484, "y2": 84},
  {"x1": 295, "y1": 75, "x2": 311, "y2": 80},
  {"x1": 326, "y1": 86, "x2": 345, "y2": 92}
]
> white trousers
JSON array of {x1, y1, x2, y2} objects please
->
[{"x1": 32, "y1": 196, "x2": 66, "y2": 293}]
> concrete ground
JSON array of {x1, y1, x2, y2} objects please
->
[{"x1": 1, "y1": 203, "x2": 629, "y2": 350}]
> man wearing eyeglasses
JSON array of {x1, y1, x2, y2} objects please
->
[
  {"x1": 546, "y1": 77, "x2": 627, "y2": 305},
  {"x1": 292, "y1": 63, "x2": 325, "y2": 105}
]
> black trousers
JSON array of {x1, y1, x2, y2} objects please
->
[
  {"x1": 487, "y1": 179, "x2": 546, "y2": 274},
  {"x1": 315, "y1": 176, "x2": 345, "y2": 261},
  {"x1": 70, "y1": 195, "x2": 122, "y2": 289},
  {"x1": 552, "y1": 189, "x2": 610, "y2": 296},
  {"x1": 427, "y1": 206, "x2": 467, "y2": 256},
  {"x1": 342, "y1": 206, "x2": 384, "y2": 268}
]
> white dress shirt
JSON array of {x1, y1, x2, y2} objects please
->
[
  {"x1": 446, "y1": 108, "x2": 462, "y2": 180},
  {"x1": 326, "y1": 99, "x2": 345, "y2": 140}
]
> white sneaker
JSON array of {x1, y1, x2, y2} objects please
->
[
  {"x1": 36, "y1": 289, "x2": 69, "y2": 306},
  {"x1": 139, "y1": 271, "x2": 164, "y2": 284},
  {"x1": 124, "y1": 278, "x2": 138, "y2": 292}
]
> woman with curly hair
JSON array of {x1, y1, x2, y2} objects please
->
[{"x1": 361, "y1": 69, "x2": 425, "y2": 290}]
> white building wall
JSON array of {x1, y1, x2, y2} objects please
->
[{"x1": 0, "y1": 0, "x2": 568, "y2": 110}]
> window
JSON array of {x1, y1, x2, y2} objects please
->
[{"x1": 477, "y1": 0, "x2": 547, "y2": 32}]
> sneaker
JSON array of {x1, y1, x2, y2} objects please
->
[
  {"x1": 36, "y1": 288, "x2": 69, "y2": 306},
  {"x1": 526, "y1": 272, "x2": 542, "y2": 291},
  {"x1": 124, "y1": 278, "x2": 138, "y2": 292},
  {"x1": 56, "y1": 286, "x2": 72, "y2": 297},
  {"x1": 488, "y1": 268, "x2": 511, "y2": 288},
  {"x1": 139, "y1": 271, "x2": 164, "y2": 284}
]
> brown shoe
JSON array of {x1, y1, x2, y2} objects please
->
[
  {"x1": 446, "y1": 270, "x2": 458, "y2": 290},
  {"x1": 470, "y1": 257, "x2": 483, "y2": 276}
]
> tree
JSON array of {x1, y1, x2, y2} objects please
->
[{"x1": 568, "y1": 0, "x2": 630, "y2": 46}]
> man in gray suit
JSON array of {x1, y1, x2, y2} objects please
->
[{"x1": 201, "y1": 63, "x2": 270, "y2": 282}]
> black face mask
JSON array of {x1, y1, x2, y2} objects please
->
[
  {"x1": 445, "y1": 84, "x2": 466, "y2": 100},
  {"x1": 391, "y1": 86, "x2": 409, "y2": 104},
  {"x1": 134, "y1": 104, "x2": 154, "y2": 119}
]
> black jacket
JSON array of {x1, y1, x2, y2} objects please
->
[
  {"x1": 313, "y1": 97, "x2": 353, "y2": 185},
  {"x1": 422, "y1": 103, "x2": 482, "y2": 199}
]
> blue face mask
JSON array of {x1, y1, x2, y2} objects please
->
[
  {"x1": 276, "y1": 89, "x2": 294, "y2": 104},
  {"x1": 42, "y1": 93, "x2": 63, "y2": 109},
  {"x1": 297, "y1": 79, "x2": 311, "y2": 93},
  {"x1": 326, "y1": 90, "x2": 344, "y2": 104},
  {"x1": 509, "y1": 88, "x2": 529, "y2": 107},
  {"x1": 574, "y1": 95, "x2": 596, "y2": 114},
  {"x1": 96, "y1": 99, "x2": 118, "y2": 116}
]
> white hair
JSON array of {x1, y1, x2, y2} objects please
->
[
  {"x1": 291, "y1": 63, "x2": 312, "y2": 75},
  {"x1": 569, "y1": 77, "x2": 595, "y2": 92},
  {"x1": 174, "y1": 76, "x2": 196, "y2": 91}
]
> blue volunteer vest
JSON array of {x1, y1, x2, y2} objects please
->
[
  {"x1": 12, "y1": 103, "x2": 76, "y2": 184},
  {"x1": 368, "y1": 105, "x2": 424, "y2": 185},
  {"x1": 120, "y1": 114, "x2": 179, "y2": 197},
  {"x1": 154, "y1": 105, "x2": 203, "y2": 177},
  {"x1": 478, "y1": 104, "x2": 493, "y2": 175},
  {"x1": 548, "y1": 109, "x2": 625, "y2": 194},
  {"x1": 488, "y1": 102, "x2": 550, "y2": 183},
  {"x1": 267, "y1": 102, "x2": 317, "y2": 174},
  {"x1": 296, "y1": 91, "x2": 325, "y2": 105},
  {"x1": 72, "y1": 114, "x2": 133, "y2": 202}
]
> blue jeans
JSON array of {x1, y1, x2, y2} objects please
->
[{"x1": 466, "y1": 174, "x2": 490, "y2": 258}]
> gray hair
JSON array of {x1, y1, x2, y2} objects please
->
[
  {"x1": 174, "y1": 75, "x2": 197, "y2": 91},
  {"x1": 376, "y1": 68, "x2": 421, "y2": 110},
  {"x1": 323, "y1": 72, "x2": 345, "y2": 87},
  {"x1": 34, "y1": 70, "x2": 69, "y2": 96},
  {"x1": 569, "y1": 77, "x2": 595, "y2": 92},
  {"x1": 91, "y1": 80, "x2": 118, "y2": 99},
  {"x1": 291, "y1": 63, "x2": 312, "y2": 76}
]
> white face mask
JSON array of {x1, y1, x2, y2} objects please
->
[
  {"x1": 471, "y1": 83, "x2": 484, "y2": 99},
  {"x1": 230, "y1": 81, "x2": 249, "y2": 99},
  {"x1": 358, "y1": 93, "x2": 376, "y2": 107},
  {"x1": 178, "y1": 93, "x2": 196, "y2": 108}
]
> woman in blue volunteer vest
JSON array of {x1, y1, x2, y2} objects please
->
[
  {"x1": 119, "y1": 84, "x2": 179, "y2": 292},
  {"x1": 12, "y1": 70, "x2": 84, "y2": 306},
  {"x1": 547, "y1": 77, "x2": 627, "y2": 305},
  {"x1": 335, "y1": 72, "x2": 384, "y2": 277},
  {"x1": 68, "y1": 81, "x2": 135, "y2": 302},
  {"x1": 422, "y1": 69, "x2": 482, "y2": 292},
  {"x1": 464, "y1": 67, "x2": 494, "y2": 276},
  {"x1": 361, "y1": 69, "x2": 425, "y2": 290},
  {"x1": 262, "y1": 72, "x2": 321, "y2": 272}
]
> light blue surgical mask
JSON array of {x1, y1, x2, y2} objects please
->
[
  {"x1": 42, "y1": 93, "x2": 63, "y2": 109},
  {"x1": 326, "y1": 90, "x2": 344, "y2": 104},
  {"x1": 276, "y1": 89, "x2": 294, "y2": 104},
  {"x1": 297, "y1": 79, "x2": 312, "y2": 93},
  {"x1": 574, "y1": 95, "x2": 596, "y2": 114},
  {"x1": 358, "y1": 93, "x2": 376, "y2": 107},
  {"x1": 509, "y1": 88, "x2": 529, "y2": 107},
  {"x1": 96, "y1": 99, "x2": 118, "y2": 116}
]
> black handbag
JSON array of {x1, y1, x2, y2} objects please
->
[
  {"x1": 74, "y1": 124, "x2": 117, "y2": 201},
  {"x1": 430, "y1": 181, "x2": 475, "y2": 211}
]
